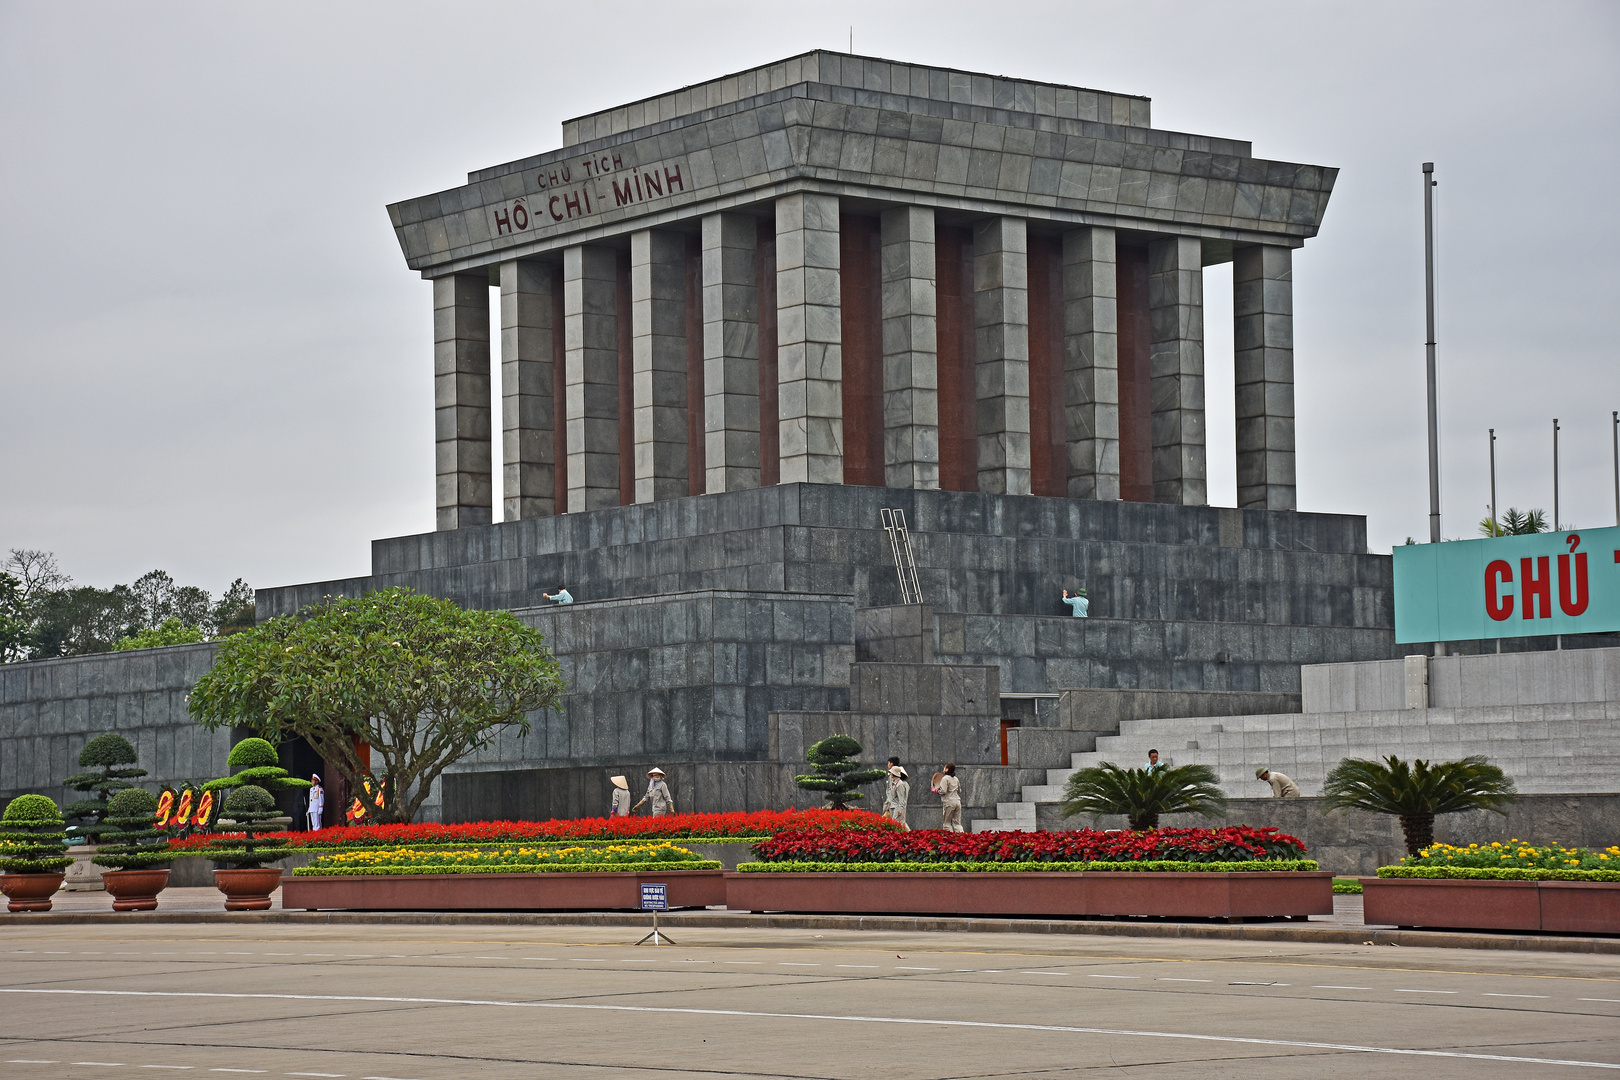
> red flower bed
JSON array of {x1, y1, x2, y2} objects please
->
[
  {"x1": 167, "y1": 807, "x2": 896, "y2": 853},
  {"x1": 751, "y1": 825, "x2": 1307, "y2": 864}
]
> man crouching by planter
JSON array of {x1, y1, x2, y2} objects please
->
[{"x1": 203, "y1": 738, "x2": 310, "y2": 910}]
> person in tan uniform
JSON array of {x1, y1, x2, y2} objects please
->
[
  {"x1": 934, "y1": 763, "x2": 963, "y2": 832},
  {"x1": 609, "y1": 775, "x2": 632, "y2": 817},
  {"x1": 882, "y1": 765, "x2": 910, "y2": 830},
  {"x1": 634, "y1": 767, "x2": 675, "y2": 816},
  {"x1": 1256, "y1": 767, "x2": 1300, "y2": 798}
]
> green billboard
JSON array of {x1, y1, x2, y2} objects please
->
[{"x1": 1393, "y1": 525, "x2": 1620, "y2": 643}]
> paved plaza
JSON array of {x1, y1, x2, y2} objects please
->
[{"x1": 1, "y1": 918, "x2": 1617, "y2": 1078}]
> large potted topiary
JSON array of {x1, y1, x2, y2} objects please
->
[
  {"x1": 203, "y1": 738, "x2": 309, "y2": 910},
  {"x1": 61, "y1": 733, "x2": 148, "y2": 891},
  {"x1": 92, "y1": 788, "x2": 173, "y2": 911},
  {"x1": 0, "y1": 795, "x2": 75, "y2": 912}
]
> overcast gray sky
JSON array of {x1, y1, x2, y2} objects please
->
[{"x1": 3, "y1": 1, "x2": 1617, "y2": 599}]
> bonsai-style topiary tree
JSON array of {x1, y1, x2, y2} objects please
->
[
  {"x1": 62, "y1": 733, "x2": 148, "y2": 844},
  {"x1": 1323, "y1": 754, "x2": 1518, "y2": 856},
  {"x1": 0, "y1": 794, "x2": 74, "y2": 875},
  {"x1": 206, "y1": 785, "x2": 291, "y2": 869},
  {"x1": 203, "y1": 738, "x2": 309, "y2": 869},
  {"x1": 1061, "y1": 762, "x2": 1228, "y2": 831},
  {"x1": 188, "y1": 587, "x2": 565, "y2": 824},
  {"x1": 92, "y1": 788, "x2": 172, "y2": 871},
  {"x1": 794, "y1": 734, "x2": 887, "y2": 810}
]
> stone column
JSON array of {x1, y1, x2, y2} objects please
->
[
  {"x1": 702, "y1": 213, "x2": 760, "y2": 492},
  {"x1": 973, "y1": 217, "x2": 1031, "y2": 495},
  {"x1": 1063, "y1": 227, "x2": 1120, "y2": 500},
  {"x1": 563, "y1": 245, "x2": 622, "y2": 511},
  {"x1": 880, "y1": 206, "x2": 939, "y2": 490},
  {"x1": 775, "y1": 192, "x2": 843, "y2": 485},
  {"x1": 630, "y1": 229, "x2": 689, "y2": 503},
  {"x1": 499, "y1": 260, "x2": 556, "y2": 520},
  {"x1": 1233, "y1": 244, "x2": 1296, "y2": 510},
  {"x1": 434, "y1": 272, "x2": 492, "y2": 531},
  {"x1": 1148, "y1": 235, "x2": 1206, "y2": 506}
]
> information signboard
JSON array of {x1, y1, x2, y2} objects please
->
[
  {"x1": 1393, "y1": 525, "x2": 1620, "y2": 643},
  {"x1": 640, "y1": 883, "x2": 667, "y2": 911}
]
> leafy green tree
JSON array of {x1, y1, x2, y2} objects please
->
[
  {"x1": 188, "y1": 588, "x2": 565, "y2": 824},
  {"x1": 201, "y1": 737, "x2": 310, "y2": 798},
  {"x1": 1061, "y1": 762, "x2": 1228, "y2": 831},
  {"x1": 0, "y1": 571, "x2": 28, "y2": 663},
  {"x1": 794, "y1": 734, "x2": 887, "y2": 809},
  {"x1": 62, "y1": 733, "x2": 149, "y2": 843},
  {"x1": 212, "y1": 579, "x2": 256, "y2": 636},
  {"x1": 28, "y1": 584, "x2": 141, "y2": 657},
  {"x1": 1322, "y1": 754, "x2": 1518, "y2": 856},
  {"x1": 114, "y1": 618, "x2": 207, "y2": 651}
]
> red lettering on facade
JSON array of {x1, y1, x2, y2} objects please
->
[
  {"x1": 612, "y1": 153, "x2": 623, "y2": 169},
  {"x1": 1558, "y1": 552, "x2": 1590, "y2": 616},
  {"x1": 612, "y1": 178, "x2": 636, "y2": 206},
  {"x1": 512, "y1": 202, "x2": 529, "y2": 230},
  {"x1": 1485, "y1": 559, "x2": 1513, "y2": 621},
  {"x1": 664, "y1": 164, "x2": 684, "y2": 192},
  {"x1": 644, "y1": 171, "x2": 663, "y2": 197},
  {"x1": 1520, "y1": 556, "x2": 1553, "y2": 619},
  {"x1": 549, "y1": 195, "x2": 564, "y2": 222},
  {"x1": 493, "y1": 208, "x2": 511, "y2": 235},
  {"x1": 563, "y1": 191, "x2": 582, "y2": 217}
]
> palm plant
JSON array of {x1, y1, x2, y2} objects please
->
[
  {"x1": 1322, "y1": 754, "x2": 1518, "y2": 856},
  {"x1": 1479, "y1": 507, "x2": 1548, "y2": 537},
  {"x1": 1061, "y1": 762, "x2": 1227, "y2": 831}
]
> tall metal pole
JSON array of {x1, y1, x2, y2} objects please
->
[
  {"x1": 1553, "y1": 418, "x2": 1561, "y2": 531},
  {"x1": 1423, "y1": 163, "x2": 1440, "y2": 545},
  {"x1": 1613, "y1": 410, "x2": 1618, "y2": 526},
  {"x1": 1488, "y1": 428, "x2": 1497, "y2": 534}
]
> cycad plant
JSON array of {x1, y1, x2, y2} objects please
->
[
  {"x1": 1061, "y1": 762, "x2": 1227, "y2": 831},
  {"x1": 794, "y1": 734, "x2": 888, "y2": 810},
  {"x1": 1322, "y1": 754, "x2": 1518, "y2": 856}
]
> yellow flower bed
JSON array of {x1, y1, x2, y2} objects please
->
[
  {"x1": 293, "y1": 842, "x2": 720, "y2": 877},
  {"x1": 1405, "y1": 840, "x2": 1618, "y2": 871}
]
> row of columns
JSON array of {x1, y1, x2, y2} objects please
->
[{"x1": 433, "y1": 196, "x2": 1296, "y2": 531}]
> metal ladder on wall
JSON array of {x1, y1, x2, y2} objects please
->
[{"x1": 879, "y1": 508, "x2": 924, "y2": 606}]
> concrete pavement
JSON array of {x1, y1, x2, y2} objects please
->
[{"x1": 1, "y1": 919, "x2": 1617, "y2": 1078}]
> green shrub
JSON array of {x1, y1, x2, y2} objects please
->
[
  {"x1": 92, "y1": 788, "x2": 172, "y2": 871},
  {"x1": 205, "y1": 783, "x2": 292, "y2": 869},
  {"x1": 0, "y1": 795, "x2": 74, "y2": 874},
  {"x1": 62, "y1": 733, "x2": 147, "y2": 844},
  {"x1": 1376, "y1": 865, "x2": 1620, "y2": 883},
  {"x1": 794, "y1": 734, "x2": 887, "y2": 810},
  {"x1": 227, "y1": 738, "x2": 279, "y2": 770},
  {"x1": 1332, "y1": 878, "x2": 1363, "y2": 894},
  {"x1": 734, "y1": 859, "x2": 1319, "y2": 873}
]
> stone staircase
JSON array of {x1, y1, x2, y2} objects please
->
[{"x1": 971, "y1": 648, "x2": 1620, "y2": 830}]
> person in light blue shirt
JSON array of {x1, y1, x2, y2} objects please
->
[
  {"x1": 1061, "y1": 588, "x2": 1089, "y2": 617},
  {"x1": 543, "y1": 588, "x2": 574, "y2": 604},
  {"x1": 1145, "y1": 749, "x2": 1163, "y2": 773}
]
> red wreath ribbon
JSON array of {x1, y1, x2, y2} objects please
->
[
  {"x1": 153, "y1": 789, "x2": 175, "y2": 828},
  {"x1": 173, "y1": 789, "x2": 194, "y2": 827},
  {"x1": 193, "y1": 789, "x2": 215, "y2": 829}
]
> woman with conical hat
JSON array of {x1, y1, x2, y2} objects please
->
[
  {"x1": 634, "y1": 767, "x2": 675, "y2": 816},
  {"x1": 609, "y1": 775, "x2": 632, "y2": 817}
]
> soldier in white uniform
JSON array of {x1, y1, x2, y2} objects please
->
[{"x1": 634, "y1": 767, "x2": 675, "y2": 816}]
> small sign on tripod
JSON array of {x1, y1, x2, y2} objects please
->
[{"x1": 635, "y1": 883, "x2": 673, "y2": 946}]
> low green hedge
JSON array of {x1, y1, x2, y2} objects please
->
[
  {"x1": 292, "y1": 859, "x2": 721, "y2": 877},
  {"x1": 1332, "y1": 878, "x2": 1363, "y2": 894},
  {"x1": 1376, "y1": 866, "x2": 1620, "y2": 882},
  {"x1": 735, "y1": 859, "x2": 1318, "y2": 874}
]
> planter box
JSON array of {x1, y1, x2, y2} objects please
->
[
  {"x1": 283, "y1": 869, "x2": 725, "y2": 912},
  {"x1": 1362, "y1": 877, "x2": 1620, "y2": 934},
  {"x1": 724, "y1": 871, "x2": 1334, "y2": 920}
]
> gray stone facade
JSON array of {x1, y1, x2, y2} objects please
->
[{"x1": 391, "y1": 51, "x2": 1331, "y2": 525}]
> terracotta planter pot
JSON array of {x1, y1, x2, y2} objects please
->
[
  {"x1": 1, "y1": 872, "x2": 66, "y2": 913},
  {"x1": 213, "y1": 867, "x2": 283, "y2": 911},
  {"x1": 282, "y1": 870, "x2": 726, "y2": 912},
  {"x1": 101, "y1": 868, "x2": 173, "y2": 912},
  {"x1": 1361, "y1": 876, "x2": 1620, "y2": 934},
  {"x1": 724, "y1": 870, "x2": 1334, "y2": 920}
]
